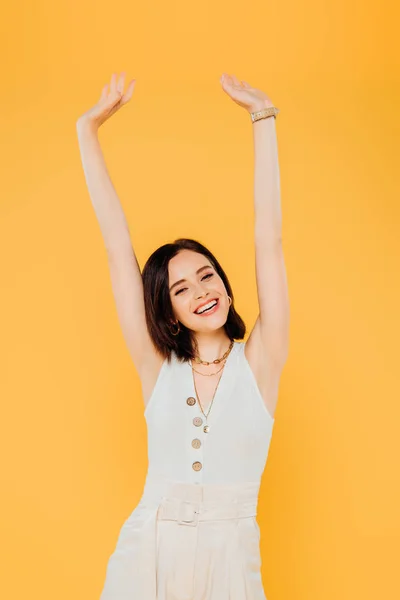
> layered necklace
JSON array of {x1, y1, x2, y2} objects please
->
[{"x1": 189, "y1": 339, "x2": 234, "y2": 432}]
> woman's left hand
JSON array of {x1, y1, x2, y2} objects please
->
[{"x1": 220, "y1": 73, "x2": 274, "y2": 114}]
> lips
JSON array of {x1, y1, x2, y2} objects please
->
[{"x1": 194, "y1": 298, "x2": 219, "y2": 315}]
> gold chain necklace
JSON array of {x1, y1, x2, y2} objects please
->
[
  {"x1": 192, "y1": 365, "x2": 225, "y2": 427},
  {"x1": 190, "y1": 361, "x2": 226, "y2": 377},
  {"x1": 190, "y1": 340, "x2": 234, "y2": 432},
  {"x1": 193, "y1": 339, "x2": 234, "y2": 365}
]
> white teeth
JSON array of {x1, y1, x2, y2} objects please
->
[{"x1": 196, "y1": 300, "x2": 218, "y2": 314}]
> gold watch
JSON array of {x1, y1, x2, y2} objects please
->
[{"x1": 250, "y1": 106, "x2": 280, "y2": 123}]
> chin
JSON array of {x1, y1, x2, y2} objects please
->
[{"x1": 191, "y1": 314, "x2": 229, "y2": 333}]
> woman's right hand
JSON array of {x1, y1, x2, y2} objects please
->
[{"x1": 76, "y1": 72, "x2": 136, "y2": 132}]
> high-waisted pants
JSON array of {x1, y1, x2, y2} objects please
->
[{"x1": 99, "y1": 473, "x2": 267, "y2": 600}]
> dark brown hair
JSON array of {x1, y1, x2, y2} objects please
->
[{"x1": 142, "y1": 238, "x2": 246, "y2": 362}]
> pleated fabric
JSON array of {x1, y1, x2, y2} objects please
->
[
  {"x1": 100, "y1": 474, "x2": 266, "y2": 600},
  {"x1": 99, "y1": 341, "x2": 275, "y2": 599}
]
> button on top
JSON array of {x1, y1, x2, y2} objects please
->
[
  {"x1": 192, "y1": 461, "x2": 202, "y2": 471},
  {"x1": 186, "y1": 396, "x2": 196, "y2": 406},
  {"x1": 193, "y1": 417, "x2": 203, "y2": 427},
  {"x1": 192, "y1": 438, "x2": 201, "y2": 449}
]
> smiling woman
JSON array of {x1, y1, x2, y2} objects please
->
[
  {"x1": 141, "y1": 237, "x2": 246, "y2": 363},
  {"x1": 77, "y1": 71, "x2": 288, "y2": 600}
]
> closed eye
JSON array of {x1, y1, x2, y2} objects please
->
[{"x1": 175, "y1": 272, "x2": 214, "y2": 295}]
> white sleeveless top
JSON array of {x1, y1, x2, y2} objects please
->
[{"x1": 144, "y1": 340, "x2": 275, "y2": 486}]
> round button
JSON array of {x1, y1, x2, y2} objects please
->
[
  {"x1": 193, "y1": 417, "x2": 203, "y2": 427},
  {"x1": 192, "y1": 461, "x2": 202, "y2": 471},
  {"x1": 186, "y1": 396, "x2": 196, "y2": 406},
  {"x1": 192, "y1": 438, "x2": 201, "y2": 449}
]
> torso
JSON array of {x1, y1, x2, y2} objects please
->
[
  {"x1": 142, "y1": 341, "x2": 275, "y2": 485},
  {"x1": 190, "y1": 367, "x2": 224, "y2": 415},
  {"x1": 140, "y1": 353, "x2": 225, "y2": 414},
  {"x1": 140, "y1": 342, "x2": 279, "y2": 420}
]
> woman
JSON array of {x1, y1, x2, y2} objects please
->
[{"x1": 77, "y1": 72, "x2": 289, "y2": 600}]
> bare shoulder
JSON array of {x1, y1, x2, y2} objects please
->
[
  {"x1": 137, "y1": 347, "x2": 166, "y2": 408},
  {"x1": 244, "y1": 321, "x2": 285, "y2": 420}
]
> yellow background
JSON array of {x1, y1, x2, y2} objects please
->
[{"x1": 1, "y1": 1, "x2": 399, "y2": 599}]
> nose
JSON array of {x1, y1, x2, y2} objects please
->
[{"x1": 194, "y1": 286, "x2": 209, "y2": 300}]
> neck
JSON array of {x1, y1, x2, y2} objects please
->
[{"x1": 193, "y1": 329, "x2": 232, "y2": 362}]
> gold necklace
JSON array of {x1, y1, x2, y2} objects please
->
[
  {"x1": 191, "y1": 362, "x2": 226, "y2": 432},
  {"x1": 190, "y1": 360, "x2": 226, "y2": 377},
  {"x1": 193, "y1": 339, "x2": 234, "y2": 365}
]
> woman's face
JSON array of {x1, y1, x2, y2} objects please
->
[{"x1": 168, "y1": 250, "x2": 230, "y2": 333}]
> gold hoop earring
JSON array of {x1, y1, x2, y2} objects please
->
[{"x1": 169, "y1": 320, "x2": 180, "y2": 336}]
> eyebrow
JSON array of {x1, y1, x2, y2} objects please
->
[{"x1": 169, "y1": 265, "x2": 213, "y2": 292}]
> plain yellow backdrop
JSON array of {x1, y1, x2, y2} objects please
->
[{"x1": 1, "y1": 1, "x2": 399, "y2": 599}]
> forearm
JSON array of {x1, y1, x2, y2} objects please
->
[
  {"x1": 76, "y1": 120, "x2": 132, "y2": 255},
  {"x1": 252, "y1": 116, "x2": 282, "y2": 243}
]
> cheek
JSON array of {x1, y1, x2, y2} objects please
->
[
  {"x1": 170, "y1": 295, "x2": 179, "y2": 313},
  {"x1": 214, "y1": 277, "x2": 226, "y2": 291},
  {"x1": 170, "y1": 294, "x2": 190, "y2": 318},
  {"x1": 214, "y1": 280, "x2": 227, "y2": 296}
]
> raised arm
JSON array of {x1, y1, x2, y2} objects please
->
[
  {"x1": 76, "y1": 73, "x2": 164, "y2": 395},
  {"x1": 220, "y1": 74, "x2": 290, "y2": 418},
  {"x1": 248, "y1": 112, "x2": 289, "y2": 412}
]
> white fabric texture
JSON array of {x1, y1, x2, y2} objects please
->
[
  {"x1": 144, "y1": 340, "x2": 274, "y2": 485},
  {"x1": 99, "y1": 340, "x2": 275, "y2": 599}
]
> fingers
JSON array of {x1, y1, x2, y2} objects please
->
[
  {"x1": 109, "y1": 73, "x2": 118, "y2": 96},
  {"x1": 105, "y1": 72, "x2": 135, "y2": 99},
  {"x1": 230, "y1": 74, "x2": 242, "y2": 87},
  {"x1": 117, "y1": 72, "x2": 125, "y2": 95},
  {"x1": 221, "y1": 73, "x2": 251, "y2": 89},
  {"x1": 99, "y1": 83, "x2": 109, "y2": 102},
  {"x1": 120, "y1": 79, "x2": 136, "y2": 105}
]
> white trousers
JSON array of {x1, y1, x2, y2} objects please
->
[{"x1": 99, "y1": 473, "x2": 267, "y2": 600}]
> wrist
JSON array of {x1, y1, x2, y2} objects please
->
[
  {"x1": 76, "y1": 116, "x2": 99, "y2": 137},
  {"x1": 248, "y1": 100, "x2": 275, "y2": 114}
]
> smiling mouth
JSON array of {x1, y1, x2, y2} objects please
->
[{"x1": 194, "y1": 298, "x2": 219, "y2": 315}]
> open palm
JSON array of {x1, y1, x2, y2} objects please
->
[
  {"x1": 77, "y1": 72, "x2": 136, "y2": 130},
  {"x1": 220, "y1": 73, "x2": 273, "y2": 114}
]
